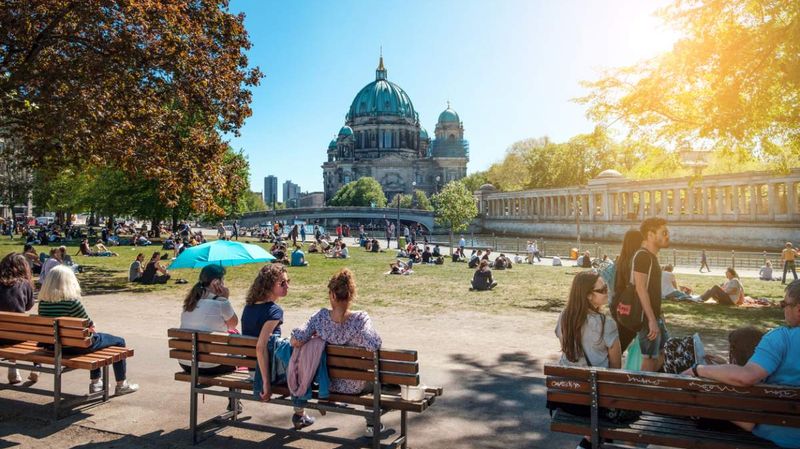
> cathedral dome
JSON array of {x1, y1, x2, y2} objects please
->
[
  {"x1": 338, "y1": 126, "x2": 353, "y2": 137},
  {"x1": 348, "y1": 57, "x2": 417, "y2": 120},
  {"x1": 419, "y1": 127, "x2": 429, "y2": 140},
  {"x1": 328, "y1": 139, "x2": 337, "y2": 149},
  {"x1": 438, "y1": 106, "x2": 460, "y2": 124}
]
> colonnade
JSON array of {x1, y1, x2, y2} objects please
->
[{"x1": 476, "y1": 169, "x2": 800, "y2": 223}]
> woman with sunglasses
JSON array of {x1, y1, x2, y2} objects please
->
[
  {"x1": 241, "y1": 264, "x2": 315, "y2": 428},
  {"x1": 554, "y1": 271, "x2": 621, "y2": 449}
]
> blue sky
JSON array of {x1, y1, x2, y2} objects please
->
[{"x1": 228, "y1": 0, "x2": 678, "y2": 197}]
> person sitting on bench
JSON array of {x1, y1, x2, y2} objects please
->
[
  {"x1": 38, "y1": 265, "x2": 139, "y2": 395},
  {"x1": 291, "y1": 268, "x2": 383, "y2": 436},
  {"x1": 553, "y1": 270, "x2": 624, "y2": 449},
  {"x1": 0, "y1": 252, "x2": 38, "y2": 384},
  {"x1": 682, "y1": 280, "x2": 800, "y2": 448}
]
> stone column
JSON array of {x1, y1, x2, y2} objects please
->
[
  {"x1": 767, "y1": 183, "x2": 776, "y2": 220},
  {"x1": 687, "y1": 187, "x2": 695, "y2": 220},
  {"x1": 717, "y1": 187, "x2": 725, "y2": 218},
  {"x1": 701, "y1": 186, "x2": 709, "y2": 220},
  {"x1": 588, "y1": 193, "x2": 596, "y2": 222},
  {"x1": 750, "y1": 184, "x2": 758, "y2": 220},
  {"x1": 732, "y1": 185, "x2": 740, "y2": 220},
  {"x1": 661, "y1": 189, "x2": 669, "y2": 217},
  {"x1": 787, "y1": 181, "x2": 796, "y2": 221},
  {"x1": 673, "y1": 188, "x2": 681, "y2": 219}
]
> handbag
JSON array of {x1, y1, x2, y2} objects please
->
[{"x1": 613, "y1": 249, "x2": 651, "y2": 332}]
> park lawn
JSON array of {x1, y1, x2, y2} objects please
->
[{"x1": 0, "y1": 237, "x2": 787, "y2": 339}]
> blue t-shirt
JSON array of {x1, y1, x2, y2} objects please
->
[
  {"x1": 291, "y1": 250, "x2": 305, "y2": 266},
  {"x1": 749, "y1": 326, "x2": 800, "y2": 448},
  {"x1": 241, "y1": 302, "x2": 284, "y2": 338}
]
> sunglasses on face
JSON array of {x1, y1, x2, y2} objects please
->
[
  {"x1": 593, "y1": 285, "x2": 608, "y2": 295},
  {"x1": 780, "y1": 300, "x2": 796, "y2": 309}
]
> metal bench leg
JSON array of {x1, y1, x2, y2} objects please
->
[
  {"x1": 372, "y1": 351, "x2": 381, "y2": 449},
  {"x1": 102, "y1": 365, "x2": 110, "y2": 402},
  {"x1": 190, "y1": 333, "x2": 199, "y2": 444},
  {"x1": 53, "y1": 321, "x2": 62, "y2": 420},
  {"x1": 590, "y1": 370, "x2": 599, "y2": 449},
  {"x1": 401, "y1": 410, "x2": 408, "y2": 449}
]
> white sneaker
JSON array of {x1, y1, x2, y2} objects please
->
[
  {"x1": 115, "y1": 380, "x2": 139, "y2": 396},
  {"x1": 89, "y1": 380, "x2": 103, "y2": 394}
]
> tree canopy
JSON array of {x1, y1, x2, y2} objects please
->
[
  {"x1": 328, "y1": 177, "x2": 387, "y2": 207},
  {"x1": 578, "y1": 0, "x2": 800, "y2": 172},
  {"x1": 0, "y1": 1, "x2": 262, "y2": 214},
  {"x1": 431, "y1": 181, "x2": 478, "y2": 234}
]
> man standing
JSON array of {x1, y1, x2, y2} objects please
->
[
  {"x1": 782, "y1": 242, "x2": 798, "y2": 284},
  {"x1": 459, "y1": 235, "x2": 466, "y2": 254},
  {"x1": 232, "y1": 220, "x2": 239, "y2": 241},
  {"x1": 682, "y1": 280, "x2": 800, "y2": 448},
  {"x1": 699, "y1": 249, "x2": 711, "y2": 272},
  {"x1": 634, "y1": 217, "x2": 671, "y2": 371}
]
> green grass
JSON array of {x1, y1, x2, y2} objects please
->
[{"x1": 2, "y1": 237, "x2": 787, "y2": 339}]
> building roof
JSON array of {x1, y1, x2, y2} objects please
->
[{"x1": 347, "y1": 57, "x2": 417, "y2": 121}]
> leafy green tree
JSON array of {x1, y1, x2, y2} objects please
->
[
  {"x1": 413, "y1": 190, "x2": 432, "y2": 211},
  {"x1": 431, "y1": 181, "x2": 478, "y2": 249},
  {"x1": 329, "y1": 177, "x2": 387, "y2": 207},
  {"x1": 244, "y1": 192, "x2": 268, "y2": 212},
  {"x1": 578, "y1": 0, "x2": 800, "y2": 172}
]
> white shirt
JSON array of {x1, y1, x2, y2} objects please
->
[
  {"x1": 179, "y1": 296, "x2": 235, "y2": 368},
  {"x1": 459, "y1": 238, "x2": 466, "y2": 247},
  {"x1": 661, "y1": 271, "x2": 678, "y2": 297}
]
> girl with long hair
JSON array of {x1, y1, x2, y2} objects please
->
[
  {"x1": 613, "y1": 229, "x2": 644, "y2": 351},
  {"x1": 0, "y1": 252, "x2": 37, "y2": 384}
]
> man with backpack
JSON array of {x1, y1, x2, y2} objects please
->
[{"x1": 633, "y1": 217, "x2": 671, "y2": 371}]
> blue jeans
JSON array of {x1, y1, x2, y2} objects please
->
[
  {"x1": 66, "y1": 333, "x2": 127, "y2": 381},
  {"x1": 638, "y1": 318, "x2": 669, "y2": 358}
]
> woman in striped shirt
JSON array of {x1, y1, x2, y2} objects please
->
[{"x1": 38, "y1": 265, "x2": 139, "y2": 396}]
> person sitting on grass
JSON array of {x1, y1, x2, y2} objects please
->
[
  {"x1": 22, "y1": 243, "x2": 42, "y2": 274},
  {"x1": 421, "y1": 246, "x2": 432, "y2": 264},
  {"x1": 94, "y1": 239, "x2": 118, "y2": 257},
  {"x1": 291, "y1": 245, "x2": 308, "y2": 266},
  {"x1": 76, "y1": 238, "x2": 95, "y2": 256},
  {"x1": 660, "y1": 265, "x2": 697, "y2": 302},
  {"x1": 468, "y1": 250, "x2": 481, "y2": 268},
  {"x1": 370, "y1": 238, "x2": 382, "y2": 253},
  {"x1": 553, "y1": 270, "x2": 620, "y2": 449},
  {"x1": 682, "y1": 280, "x2": 800, "y2": 449},
  {"x1": 135, "y1": 233, "x2": 151, "y2": 246},
  {"x1": 389, "y1": 260, "x2": 412, "y2": 275},
  {"x1": 760, "y1": 261, "x2": 778, "y2": 281},
  {"x1": 291, "y1": 268, "x2": 383, "y2": 436},
  {"x1": 433, "y1": 244, "x2": 441, "y2": 258},
  {"x1": 494, "y1": 253, "x2": 512, "y2": 270},
  {"x1": 38, "y1": 265, "x2": 139, "y2": 396},
  {"x1": 129, "y1": 253, "x2": 144, "y2": 283},
  {"x1": 407, "y1": 245, "x2": 421, "y2": 264},
  {"x1": 140, "y1": 252, "x2": 170, "y2": 285},
  {"x1": 470, "y1": 260, "x2": 497, "y2": 291},
  {"x1": 698, "y1": 267, "x2": 744, "y2": 306}
]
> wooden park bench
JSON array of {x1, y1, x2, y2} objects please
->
[
  {"x1": 544, "y1": 364, "x2": 800, "y2": 449},
  {"x1": 0, "y1": 311, "x2": 135, "y2": 418},
  {"x1": 167, "y1": 328, "x2": 443, "y2": 448}
]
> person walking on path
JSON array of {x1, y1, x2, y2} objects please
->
[
  {"x1": 782, "y1": 242, "x2": 798, "y2": 284},
  {"x1": 633, "y1": 218, "x2": 671, "y2": 372},
  {"x1": 699, "y1": 249, "x2": 711, "y2": 273}
]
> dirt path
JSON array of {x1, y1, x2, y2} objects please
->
[{"x1": 0, "y1": 290, "x2": 577, "y2": 449}]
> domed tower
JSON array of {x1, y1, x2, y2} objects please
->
[{"x1": 428, "y1": 102, "x2": 469, "y2": 187}]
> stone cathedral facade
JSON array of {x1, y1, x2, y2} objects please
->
[{"x1": 322, "y1": 57, "x2": 469, "y2": 202}]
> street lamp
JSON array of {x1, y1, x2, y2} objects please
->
[{"x1": 435, "y1": 175, "x2": 441, "y2": 194}]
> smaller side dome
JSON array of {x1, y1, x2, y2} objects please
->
[
  {"x1": 478, "y1": 183, "x2": 497, "y2": 191},
  {"x1": 438, "y1": 107, "x2": 460, "y2": 124},
  {"x1": 338, "y1": 126, "x2": 353, "y2": 137},
  {"x1": 328, "y1": 139, "x2": 337, "y2": 150},
  {"x1": 419, "y1": 127, "x2": 429, "y2": 140},
  {"x1": 596, "y1": 169, "x2": 624, "y2": 179}
]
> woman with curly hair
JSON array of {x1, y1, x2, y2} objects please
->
[
  {"x1": 0, "y1": 252, "x2": 37, "y2": 384},
  {"x1": 291, "y1": 268, "x2": 383, "y2": 435},
  {"x1": 240, "y1": 263, "x2": 316, "y2": 427}
]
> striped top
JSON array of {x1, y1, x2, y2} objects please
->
[{"x1": 38, "y1": 299, "x2": 94, "y2": 329}]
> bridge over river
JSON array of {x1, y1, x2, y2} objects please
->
[{"x1": 238, "y1": 206, "x2": 435, "y2": 231}]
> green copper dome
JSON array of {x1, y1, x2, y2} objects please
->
[
  {"x1": 338, "y1": 126, "x2": 353, "y2": 137},
  {"x1": 328, "y1": 139, "x2": 337, "y2": 149},
  {"x1": 419, "y1": 127, "x2": 429, "y2": 140},
  {"x1": 438, "y1": 106, "x2": 460, "y2": 124},
  {"x1": 348, "y1": 57, "x2": 417, "y2": 121}
]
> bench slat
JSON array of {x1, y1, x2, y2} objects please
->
[
  {"x1": 0, "y1": 330, "x2": 91, "y2": 348},
  {"x1": 547, "y1": 391, "x2": 800, "y2": 428},
  {"x1": 328, "y1": 367, "x2": 419, "y2": 386},
  {"x1": 327, "y1": 355, "x2": 419, "y2": 375},
  {"x1": 169, "y1": 349, "x2": 255, "y2": 368},
  {"x1": 544, "y1": 365, "x2": 800, "y2": 401},
  {"x1": 547, "y1": 376, "x2": 800, "y2": 415},
  {"x1": 0, "y1": 343, "x2": 133, "y2": 370},
  {"x1": 0, "y1": 312, "x2": 89, "y2": 329},
  {"x1": 0, "y1": 322, "x2": 90, "y2": 339},
  {"x1": 168, "y1": 339, "x2": 258, "y2": 357},
  {"x1": 167, "y1": 329, "x2": 257, "y2": 347}
]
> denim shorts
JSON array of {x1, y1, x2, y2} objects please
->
[{"x1": 638, "y1": 317, "x2": 669, "y2": 358}]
